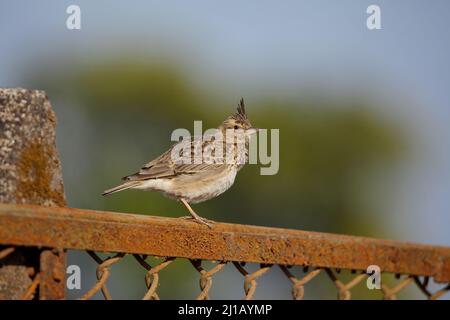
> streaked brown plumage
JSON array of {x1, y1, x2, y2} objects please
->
[{"x1": 102, "y1": 98, "x2": 257, "y2": 227}]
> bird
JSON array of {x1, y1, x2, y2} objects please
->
[{"x1": 102, "y1": 98, "x2": 257, "y2": 227}]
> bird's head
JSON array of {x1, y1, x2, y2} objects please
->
[{"x1": 219, "y1": 98, "x2": 258, "y2": 136}]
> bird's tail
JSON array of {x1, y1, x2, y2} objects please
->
[{"x1": 102, "y1": 181, "x2": 141, "y2": 196}]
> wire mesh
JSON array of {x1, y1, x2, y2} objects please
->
[{"x1": 66, "y1": 250, "x2": 450, "y2": 300}]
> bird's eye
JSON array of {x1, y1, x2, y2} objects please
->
[{"x1": 234, "y1": 125, "x2": 239, "y2": 129}]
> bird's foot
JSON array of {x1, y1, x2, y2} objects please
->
[{"x1": 179, "y1": 215, "x2": 215, "y2": 228}]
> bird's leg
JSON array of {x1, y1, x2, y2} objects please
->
[{"x1": 179, "y1": 198, "x2": 214, "y2": 228}]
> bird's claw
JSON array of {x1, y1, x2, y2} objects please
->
[{"x1": 179, "y1": 216, "x2": 214, "y2": 228}]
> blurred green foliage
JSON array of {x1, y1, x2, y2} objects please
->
[{"x1": 29, "y1": 58, "x2": 405, "y2": 299}]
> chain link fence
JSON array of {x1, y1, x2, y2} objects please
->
[{"x1": 78, "y1": 253, "x2": 450, "y2": 300}]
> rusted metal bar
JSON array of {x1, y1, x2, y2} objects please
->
[{"x1": 1, "y1": 203, "x2": 449, "y2": 283}]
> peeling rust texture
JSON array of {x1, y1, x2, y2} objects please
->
[
  {"x1": 1, "y1": 203, "x2": 450, "y2": 283},
  {"x1": 39, "y1": 249, "x2": 65, "y2": 300}
]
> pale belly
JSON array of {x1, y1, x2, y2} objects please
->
[{"x1": 133, "y1": 166, "x2": 238, "y2": 204}]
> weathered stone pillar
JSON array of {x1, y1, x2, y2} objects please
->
[{"x1": 0, "y1": 88, "x2": 66, "y2": 299}]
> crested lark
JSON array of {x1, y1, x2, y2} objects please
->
[{"x1": 102, "y1": 99, "x2": 257, "y2": 227}]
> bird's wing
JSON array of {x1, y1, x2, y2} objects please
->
[
  {"x1": 122, "y1": 148, "x2": 175, "y2": 181},
  {"x1": 122, "y1": 140, "x2": 225, "y2": 181}
]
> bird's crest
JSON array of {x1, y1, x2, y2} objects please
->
[{"x1": 233, "y1": 98, "x2": 248, "y2": 121}]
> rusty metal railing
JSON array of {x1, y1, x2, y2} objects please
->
[{"x1": 1, "y1": 203, "x2": 449, "y2": 300}]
